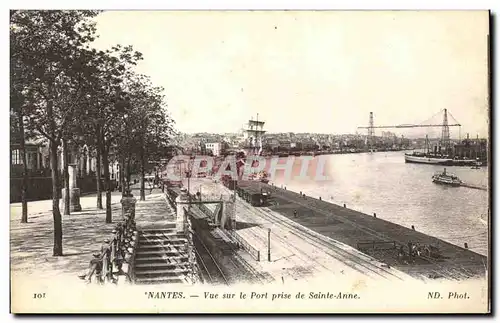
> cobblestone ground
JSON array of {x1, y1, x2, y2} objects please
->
[{"x1": 10, "y1": 187, "x2": 162, "y2": 280}]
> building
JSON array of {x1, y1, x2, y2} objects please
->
[
  {"x1": 278, "y1": 140, "x2": 291, "y2": 151},
  {"x1": 10, "y1": 138, "x2": 47, "y2": 177},
  {"x1": 205, "y1": 142, "x2": 223, "y2": 156},
  {"x1": 263, "y1": 137, "x2": 280, "y2": 152},
  {"x1": 301, "y1": 139, "x2": 317, "y2": 151},
  {"x1": 453, "y1": 135, "x2": 487, "y2": 161}
]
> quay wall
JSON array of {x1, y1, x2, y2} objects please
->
[{"x1": 242, "y1": 181, "x2": 488, "y2": 280}]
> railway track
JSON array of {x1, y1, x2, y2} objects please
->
[
  {"x1": 273, "y1": 191, "x2": 395, "y2": 243},
  {"x1": 267, "y1": 189, "x2": 481, "y2": 281},
  {"x1": 231, "y1": 251, "x2": 275, "y2": 284},
  {"x1": 254, "y1": 204, "x2": 406, "y2": 281},
  {"x1": 187, "y1": 180, "x2": 477, "y2": 282},
  {"x1": 234, "y1": 198, "x2": 325, "y2": 281},
  {"x1": 234, "y1": 191, "x2": 397, "y2": 281},
  {"x1": 177, "y1": 180, "x2": 483, "y2": 282},
  {"x1": 188, "y1": 183, "x2": 316, "y2": 282},
  {"x1": 192, "y1": 231, "x2": 229, "y2": 285},
  {"x1": 192, "y1": 227, "x2": 266, "y2": 285}
]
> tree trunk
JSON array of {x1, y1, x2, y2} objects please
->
[
  {"x1": 62, "y1": 139, "x2": 70, "y2": 215},
  {"x1": 95, "y1": 143, "x2": 103, "y2": 209},
  {"x1": 46, "y1": 92, "x2": 63, "y2": 256},
  {"x1": 102, "y1": 144, "x2": 112, "y2": 223},
  {"x1": 120, "y1": 155, "x2": 125, "y2": 196},
  {"x1": 126, "y1": 155, "x2": 131, "y2": 192},
  {"x1": 18, "y1": 111, "x2": 28, "y2": 223},
  {"x1": 140, "y1": 146, "x2": 146, "y2": 201},
  {"x1": 50, "y1": 140, "x2": 63, "y2": 256}
]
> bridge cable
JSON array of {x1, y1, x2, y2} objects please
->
[{"x1": 417, "y1": 109, "x2": 445, "y2": 126}]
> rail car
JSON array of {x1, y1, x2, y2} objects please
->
[
  {"x1": 222, "y1": 176, "x2": 238, "y2": 190},
  {"x1": 235, "y1": 185, "x2": 269, "y2": 207}
]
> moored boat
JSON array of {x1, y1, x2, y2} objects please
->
[
  {"x1": 404, "y1": 134, "x2": 456, "y2": 165},
  {"x1": 405, "y1": 153, "x2": 454, "y2": 165},
  {"x1": 432, "y1": 168, "x2": 462, "y2": 186},
  {"x1": 470, "y1": 159, "x2": 482, "y2": 169}
]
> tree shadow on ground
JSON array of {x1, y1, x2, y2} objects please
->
[{"x1": 10, "y1": 203, "x2": 122, "y2": 277}]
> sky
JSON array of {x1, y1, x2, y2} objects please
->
[{"x1": 90, "y1": 10, "x2": 489, "y2": 138}]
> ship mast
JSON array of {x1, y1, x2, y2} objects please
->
[{"x1": 245, "y1": 114, "x2": 266, "y2": 156}]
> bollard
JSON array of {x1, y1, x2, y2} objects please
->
[
  {"x1": 374, "y1": 213, "x2": 377, "y2": 218},
  {"x1": 411, "y1": 225, "x2": 415, "y2": 230},
  {"x1": 319, "y1": 197, "x2": 322, "y2": 201},
  {"x1": 464, "y1": 243, "x2": 469, "y2": 249},
  {"x1": 343, "y1": 204, "x2": 346, "y2": 208}
]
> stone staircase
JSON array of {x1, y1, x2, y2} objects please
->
[{"x1": 134, "y1": 226, "x2": 193, "y2": 285}]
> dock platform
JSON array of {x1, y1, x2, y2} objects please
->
[{"x1": 243, "y1": 181, "x2": 488, "y2": 280}]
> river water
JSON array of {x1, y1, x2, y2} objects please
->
[{"x1": 267, "y1": 151, "x2": 489, "y2": 256}]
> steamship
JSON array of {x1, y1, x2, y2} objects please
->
[{"x1": 404, "y1": 136, "x2": 454, "y2": 165}]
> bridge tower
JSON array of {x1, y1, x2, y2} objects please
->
[
  {"x1": 367, "y1": 112, "x2": 375, "y2": 150},
  {"x1": 441, "y1": 109, "x2": 450, "y2": 151}
]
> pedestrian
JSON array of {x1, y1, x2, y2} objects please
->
[{"x1": 294, "y1": 210, "x2": 297, "y2": 218}]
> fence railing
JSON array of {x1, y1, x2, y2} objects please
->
[
  {"x1": 198, "y1": 194, "x2": 232, "y2": 202},
  {"x1": 165, "y1": 191, "x2": 177, "y2": 209},
  {"x1": 230, "y1": 230, "x2": 261, "y2": 262},
  {"x1": 213, "y1": 203, "x2": 222, "y2": 220},
  {"x1": 198, "y1": 202, "x2": 214, "y2": 218},
  {"x1": 79, "y1": 199, "x2": 138, "y2": 285}
]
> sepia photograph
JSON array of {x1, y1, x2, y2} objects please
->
[{"x1": 9, "y1": 9, "x2": 490, "y2": 314}]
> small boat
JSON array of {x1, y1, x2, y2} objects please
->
[
  {"x1": 471, "y1": 159, "x2": 482, "y2": 169},
  {"x1": 432, "y1": 168, "x2": 462, "y2": 186}
]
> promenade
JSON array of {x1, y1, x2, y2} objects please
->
[{"x1": 10, "y1": 188, "x2": 162, "y2": 281}]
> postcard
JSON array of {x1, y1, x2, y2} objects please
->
[{"x1": 10, "y1": 10, "x2": 490, "y2": 314}]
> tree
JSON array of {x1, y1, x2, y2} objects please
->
[
  {"x1": 80, "y1": 45, "x2": 143, "y2": 223},
  {"x1": 122, "y1": 74, "x2": 175, "y2": 200},
  {"x1": 10, "y1": 10, "x2": 100, "y2": 256},
  {"x1": 10, "y1": 84, "x2": 29, "y2": 223}
]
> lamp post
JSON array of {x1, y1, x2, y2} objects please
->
[
  {"x1": 268, "y1": 228, "x2": 271, "y2": 262},
  {"x1": 187, "y1": 161, "x2": 191, "y2": 210},
  {"x1": 177, "y1": 158, "x2": 191, "y2": 209}
]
